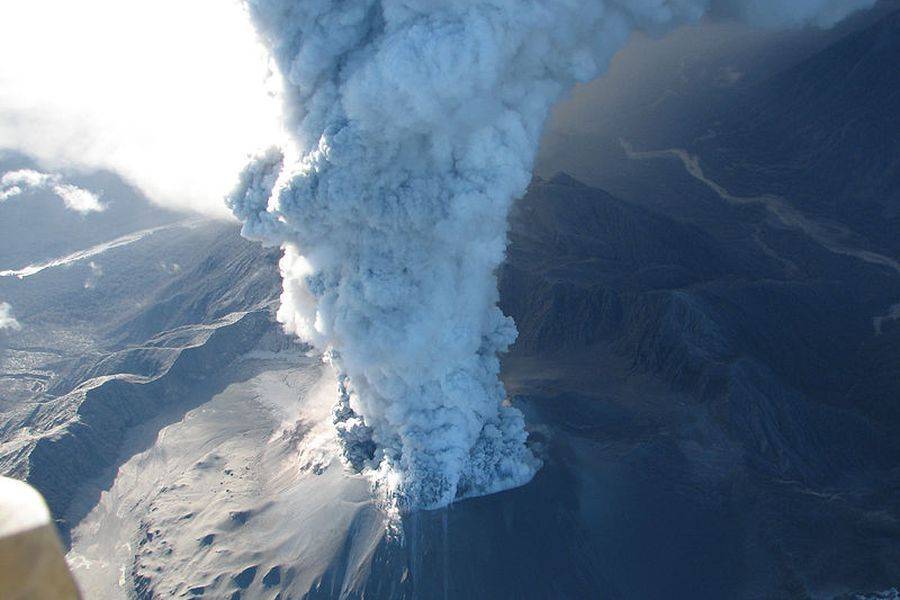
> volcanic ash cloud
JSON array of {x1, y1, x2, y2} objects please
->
[{"x1": 228, "y1": 0, "x2": 874, "y2": 510}]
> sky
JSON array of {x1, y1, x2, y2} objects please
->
[
  {"x1": 0, "y1": 0, "x2": 283, "y2": 218},
  {"x1": 0, "y1": 1, "x2": 883, "y2": 220}
]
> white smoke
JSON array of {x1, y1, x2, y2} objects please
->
[
  {"x1": 229, "y1": 0, "x2": 875, "y2": 509},
  {"x1": 0, "y1": 169, "x2": 105, "y2": 214},
  {"x1": 84, "y1": 261, "x2": 104, "y2": 290},
  {"x1": 0, "y1": 302, "x2": 21, "y2": 331}
]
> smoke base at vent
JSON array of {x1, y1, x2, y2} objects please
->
[{"x1": 228, "y1": 0, "x2": 874, "y2": 509}]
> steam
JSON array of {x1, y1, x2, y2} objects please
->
[
  {"x1": 0, "y1": 169, "x2": 104, "y2": 214},
  {"x1": 0, "y1": 302, "x2": 21, "y2": 331},
  {"x1": 229, "y1": 0, "x2": 874, "y2": 509}
]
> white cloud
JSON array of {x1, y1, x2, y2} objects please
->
[
  {"x1": 0, "y1": 302, "x2": 21, "y2": 331},
  {"x1": 1, "y1": 170, "x2": 52, "y2": 188},
  {"x1": 0, "y1": 186, "x2": 21, "y2": 201},
  {"x1": 53, "y1": 184, "x2": 104, "y2": 214},
  {"x1": 0, "y1": 0, "x2": 283, "y2": 217},
  {"x1": 0, "y1": 169, "x2": 104, "y2": 214}
]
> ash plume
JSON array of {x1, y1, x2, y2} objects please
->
[{"x1": 229, "y1": 0, "x2": 874, "y2": 510}]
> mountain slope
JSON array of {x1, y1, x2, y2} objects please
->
[{"x1": 697, "y1": 7, "x2": 900, "y2": 257}]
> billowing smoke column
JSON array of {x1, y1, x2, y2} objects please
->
[{"x1": 229, "y1": 0, "x2": 874, "y2": 509}]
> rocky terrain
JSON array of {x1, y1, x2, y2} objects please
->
[{"x1": 1, "y1": 4, "x2": 899, "y2": 599}]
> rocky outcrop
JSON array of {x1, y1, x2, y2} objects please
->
[{"x1": 22, "y1": 310, "x2": 273, "y2": 525}]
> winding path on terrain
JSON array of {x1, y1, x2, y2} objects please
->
[
  {"x1": 0, "y1": 220, "x2": 199, "y2": 279},
  {"x1": 621, "y1": 140, "x2": 900, "y2": 335},
  {"x1": 620, "y1": 140, "x2": 900, "y2": 275}
]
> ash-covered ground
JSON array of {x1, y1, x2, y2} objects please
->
[{"x1": 1, "y1": 4, "x2": 900, "y2": 599}]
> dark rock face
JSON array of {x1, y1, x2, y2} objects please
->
[
  {"x1": 697, "y1": 7, "x2": 900, "y2": 257},
  {"x1": 333, "y1": 9, "x2": 900, "y2": 599},
  {"x1": 3, "y1": 6, "x2": 899, "y2": 600},
  {"x1": 501, "y1": 173, "x2": 899, "y2": 484},
  {"x1": 333, "y1": 165, "x2": 898, "y2": 597}
]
